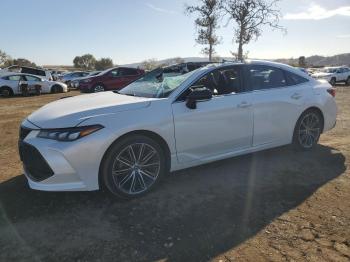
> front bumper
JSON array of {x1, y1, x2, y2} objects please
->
[
  {"x1": 79, "y1": 82, "x2": 94, "y2": 93},
  {"x1": 18, "y1": 122, "x2": 114, "y2": 192}
]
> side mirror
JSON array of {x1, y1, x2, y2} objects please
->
[{"x1": 186, "y1": 87, "x2": 212, "y2": 109}]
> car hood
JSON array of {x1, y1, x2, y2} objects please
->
[
  {"x1": 312, "y1": 72, "x2": 333, "y2": 77},
  {"x1": 28, "y1": 92, "x2": 155, "y2": 128}
]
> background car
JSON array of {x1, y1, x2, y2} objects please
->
[
  {"x1": 0, "y1": 73, "x2": 68, "y2": 97},
  {"x1": 50, "y1": 70, "x2": 69, "y2": 81},
  {"x1": 79, "y1": 67, "x2": 144, "y2": 93},
  {"x1": 58, "y1": 71, "x2": 90, "y2": 85},
  {"x1": 19, "y1": 60, "x2": 337, "y2": 198},
  {"x1": 312, "y1": 66, "x2": 350, "y2": 86},
  {"x1": 0, "y1": 65, "x2": 53, "y2": 81},
  {"x1": 70, "y1": 71, "x2": 101, "y2": 89}
]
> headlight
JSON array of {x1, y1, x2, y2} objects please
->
[
  {"x1": 83, "y1": 79, "x2": 92, "y2": 83},
  {"x1": 37, "y1": 125, "x2": 104, "y2": 142}
]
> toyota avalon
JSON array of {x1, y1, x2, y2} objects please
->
[{"x1": 19, "y1": 61, "x2": 337, "y2": 198}]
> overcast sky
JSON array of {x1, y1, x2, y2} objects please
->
[{"x1": 1, "y1": 0, "x2": 349, "y2": 65}]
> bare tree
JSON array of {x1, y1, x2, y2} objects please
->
[
  {"x1": 140, "y1": 59, "x2": 159, "y2": 71},
  {"x1": 221, "y1": 0, "x2": 285, "y2": 60},
  {"x1": 185, "y1": 0, "x2": 221, "y2": 61}
]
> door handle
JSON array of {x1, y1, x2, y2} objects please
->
[
  {"x1": 291, "y1": 93, "x2": 302, "y2": 100},
  {"x1": 237, "y1": 101, "x2": 252, "y2": 108}
]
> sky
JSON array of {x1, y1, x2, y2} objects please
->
[{"x1": 0, "y1": 0, "x2": 349, "y2": 65}]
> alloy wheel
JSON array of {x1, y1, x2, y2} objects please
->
[
  {"x1": 94, "y1": 85, "x2": 105, "y2": 92},
  {"x1": 298, "y1": 113, "x2": 321, "y2": 149},
  {"x1": 111, "y1": 143, "x2": 161, "y2": 195}
]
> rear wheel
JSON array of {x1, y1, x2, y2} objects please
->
[
  {"x1": 293, "y1": 110, "x2": 323, "y2": 150},
  {"x1": 346, "y1": 77, "x2": 350, "y2": 86},
  {"x1": 101, "y1": 135, "x2": 167, "y2": 199}
]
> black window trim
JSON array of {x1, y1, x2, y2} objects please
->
[
  {"x1": 243, "y1": 65, "x2": 310, "y2": 93},
  {"x1": 173, "y1": 65, "x2": 245, "y2": 103}
]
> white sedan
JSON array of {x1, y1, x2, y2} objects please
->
[
  {"x1": 19, "y1": 60, "x2": 337, "y2": 198},
  {"x1": 0, "y1": 73, "x2": 68, "y2": 96}
]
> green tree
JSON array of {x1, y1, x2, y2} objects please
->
[
  {"x1": 0, "y1": 50, "x2": 11, "y2": 67},
  {"x1": 185, "y1": 0, "x2": 222, "y2": 61},
  {"x1": 12, "y1": 58, "x2": 36, "y2": 67},
  {"x1": 73, "y1": 54, "x2": 96, "y2": 70},
  {"x1": 140, "y1": 59, "x2": 159, "y2": 71},
  {"x1": 95, "y1": 58, "x2": 114, "y2": 70},
  {"x1": 298, "y1": 56, "x2": 307, "y2": 67}
]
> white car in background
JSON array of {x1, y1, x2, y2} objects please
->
[
  {"x1": 0, "y1": 65, "x2": 53, "y2": 81},
  {"x1": 0, "y1": 73, "x2": 68, "y2": 97},
  {"x1": 312, "y1": 66, "x2": 350, "y2": 86},
  {"x1": 19, "y1": 60, "x2": 337, "y2": 199}
]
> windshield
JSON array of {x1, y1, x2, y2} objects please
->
[
  {"x1": 118, "y1": 68, "x2": 198, "y2": 98},
  {"x1": 322, "y1": 68, "x2": 337, "y2": 73}
]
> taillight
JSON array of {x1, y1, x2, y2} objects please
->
[{"x1": 327, "y1": 88, "x2": 336, "y2": 97}]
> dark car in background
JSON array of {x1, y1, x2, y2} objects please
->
[
  {"x1": 79, "y1": 67, "x2": 144, "y2": 93},
  {"x1": 59, "y1": 71, "x2": 90, "y2": 85}
]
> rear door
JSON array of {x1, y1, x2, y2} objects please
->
[{"x1": 245, "y1": 65, "x2": 311, "y2": 146}]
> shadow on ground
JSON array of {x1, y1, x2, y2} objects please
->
[{"x1": 0, "y1": 145, "x2": 346, "y2": 261}]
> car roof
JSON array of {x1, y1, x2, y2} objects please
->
[{"x1": 0, "y1": 72, "x2": 44, "y2": 78}]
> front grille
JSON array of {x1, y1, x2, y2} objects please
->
[
  {"x1": 19, "y1": 142, "x2": 54, "y2": 182},
  {"x1": 19, "y1": 126, "x2": 32, "y2": 141}
]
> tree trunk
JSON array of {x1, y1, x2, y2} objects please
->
[
  {"x1": 209, "y1": 44, "x2": 213, "y2": 62},
  {"x1": 237, "y1": 42, "x2": 243, "y2": 61},
  {"x1": 237, "y1": 23, "x2": 244, "y2": 61}
]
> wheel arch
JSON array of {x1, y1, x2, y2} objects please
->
[
  {"x1": 297, "y1": 106, "x2": 325, "y2": 133},
  {"x1": 98, "y1": 129, "x2": 171, "y2": 189},
  {"x1": 51, "y1": 84, "x2": 63, "y2": 93}
]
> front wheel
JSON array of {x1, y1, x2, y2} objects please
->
[
  {"x1": 293, "y1": 110, "x2": 323, "y2": 150},
  {"x1": 330, "y1": 78, "x2": 336, "y2": 86},
  {"x1": 93, "y1": 84, "x2": 105, "y2": 93},
  {"x1": 101, "y1": 135, "x2": 167, "y2": 199}
]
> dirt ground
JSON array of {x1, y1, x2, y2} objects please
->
[{"x1": 0, "y1": 88, "x2": 349, "y2": 262}]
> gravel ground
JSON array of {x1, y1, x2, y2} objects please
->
[{"x1": 0, "y1": 88, "x2": 349, "y2": 262}]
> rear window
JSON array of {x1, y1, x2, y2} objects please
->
[
  {"x1": 21, "y1": 67, "x2": 46, "y2": 76},
  {"x1": 2, "y1": 75, "x2": 21, "y2": 81},
  {"x1": 120, "y1": 68, "x2": 139, "y2": 76},
  {"x1": 285, "y1": 71, "x2": 309, "y2": 86}
]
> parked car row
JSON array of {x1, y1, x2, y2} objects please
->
[
  {"x1": 311, "y1": 66, "x2": 350, "y2": 86},
  {"x1": 72, "y1": 62, "x2": 212, "y2": 93}
]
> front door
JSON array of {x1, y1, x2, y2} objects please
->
[{"x1": 172, "y1": 66, "x2": 253, "y2": 163}]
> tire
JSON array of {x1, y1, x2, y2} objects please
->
[
  {"x1": 346, "y1": 77, "x2": 350, "y2": 86},
  {"x1": 101, "y1": 134, "x2": 167, "y2": 199},
  {"x1": 292, "y1": 109, "x2": 323, "y2": 151},
  {"x1": 0, "y1": 86, "x2": 13, "y2": 97},
  {"x1": 330, "y1": 78, "x2": 336, "y2": 86},
  {"x1": 51, "y1": 85, "x2": 63, "y2": 93},
  {"x1": 92, "y1": 84, "x2": 105, "y2": 93}
]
